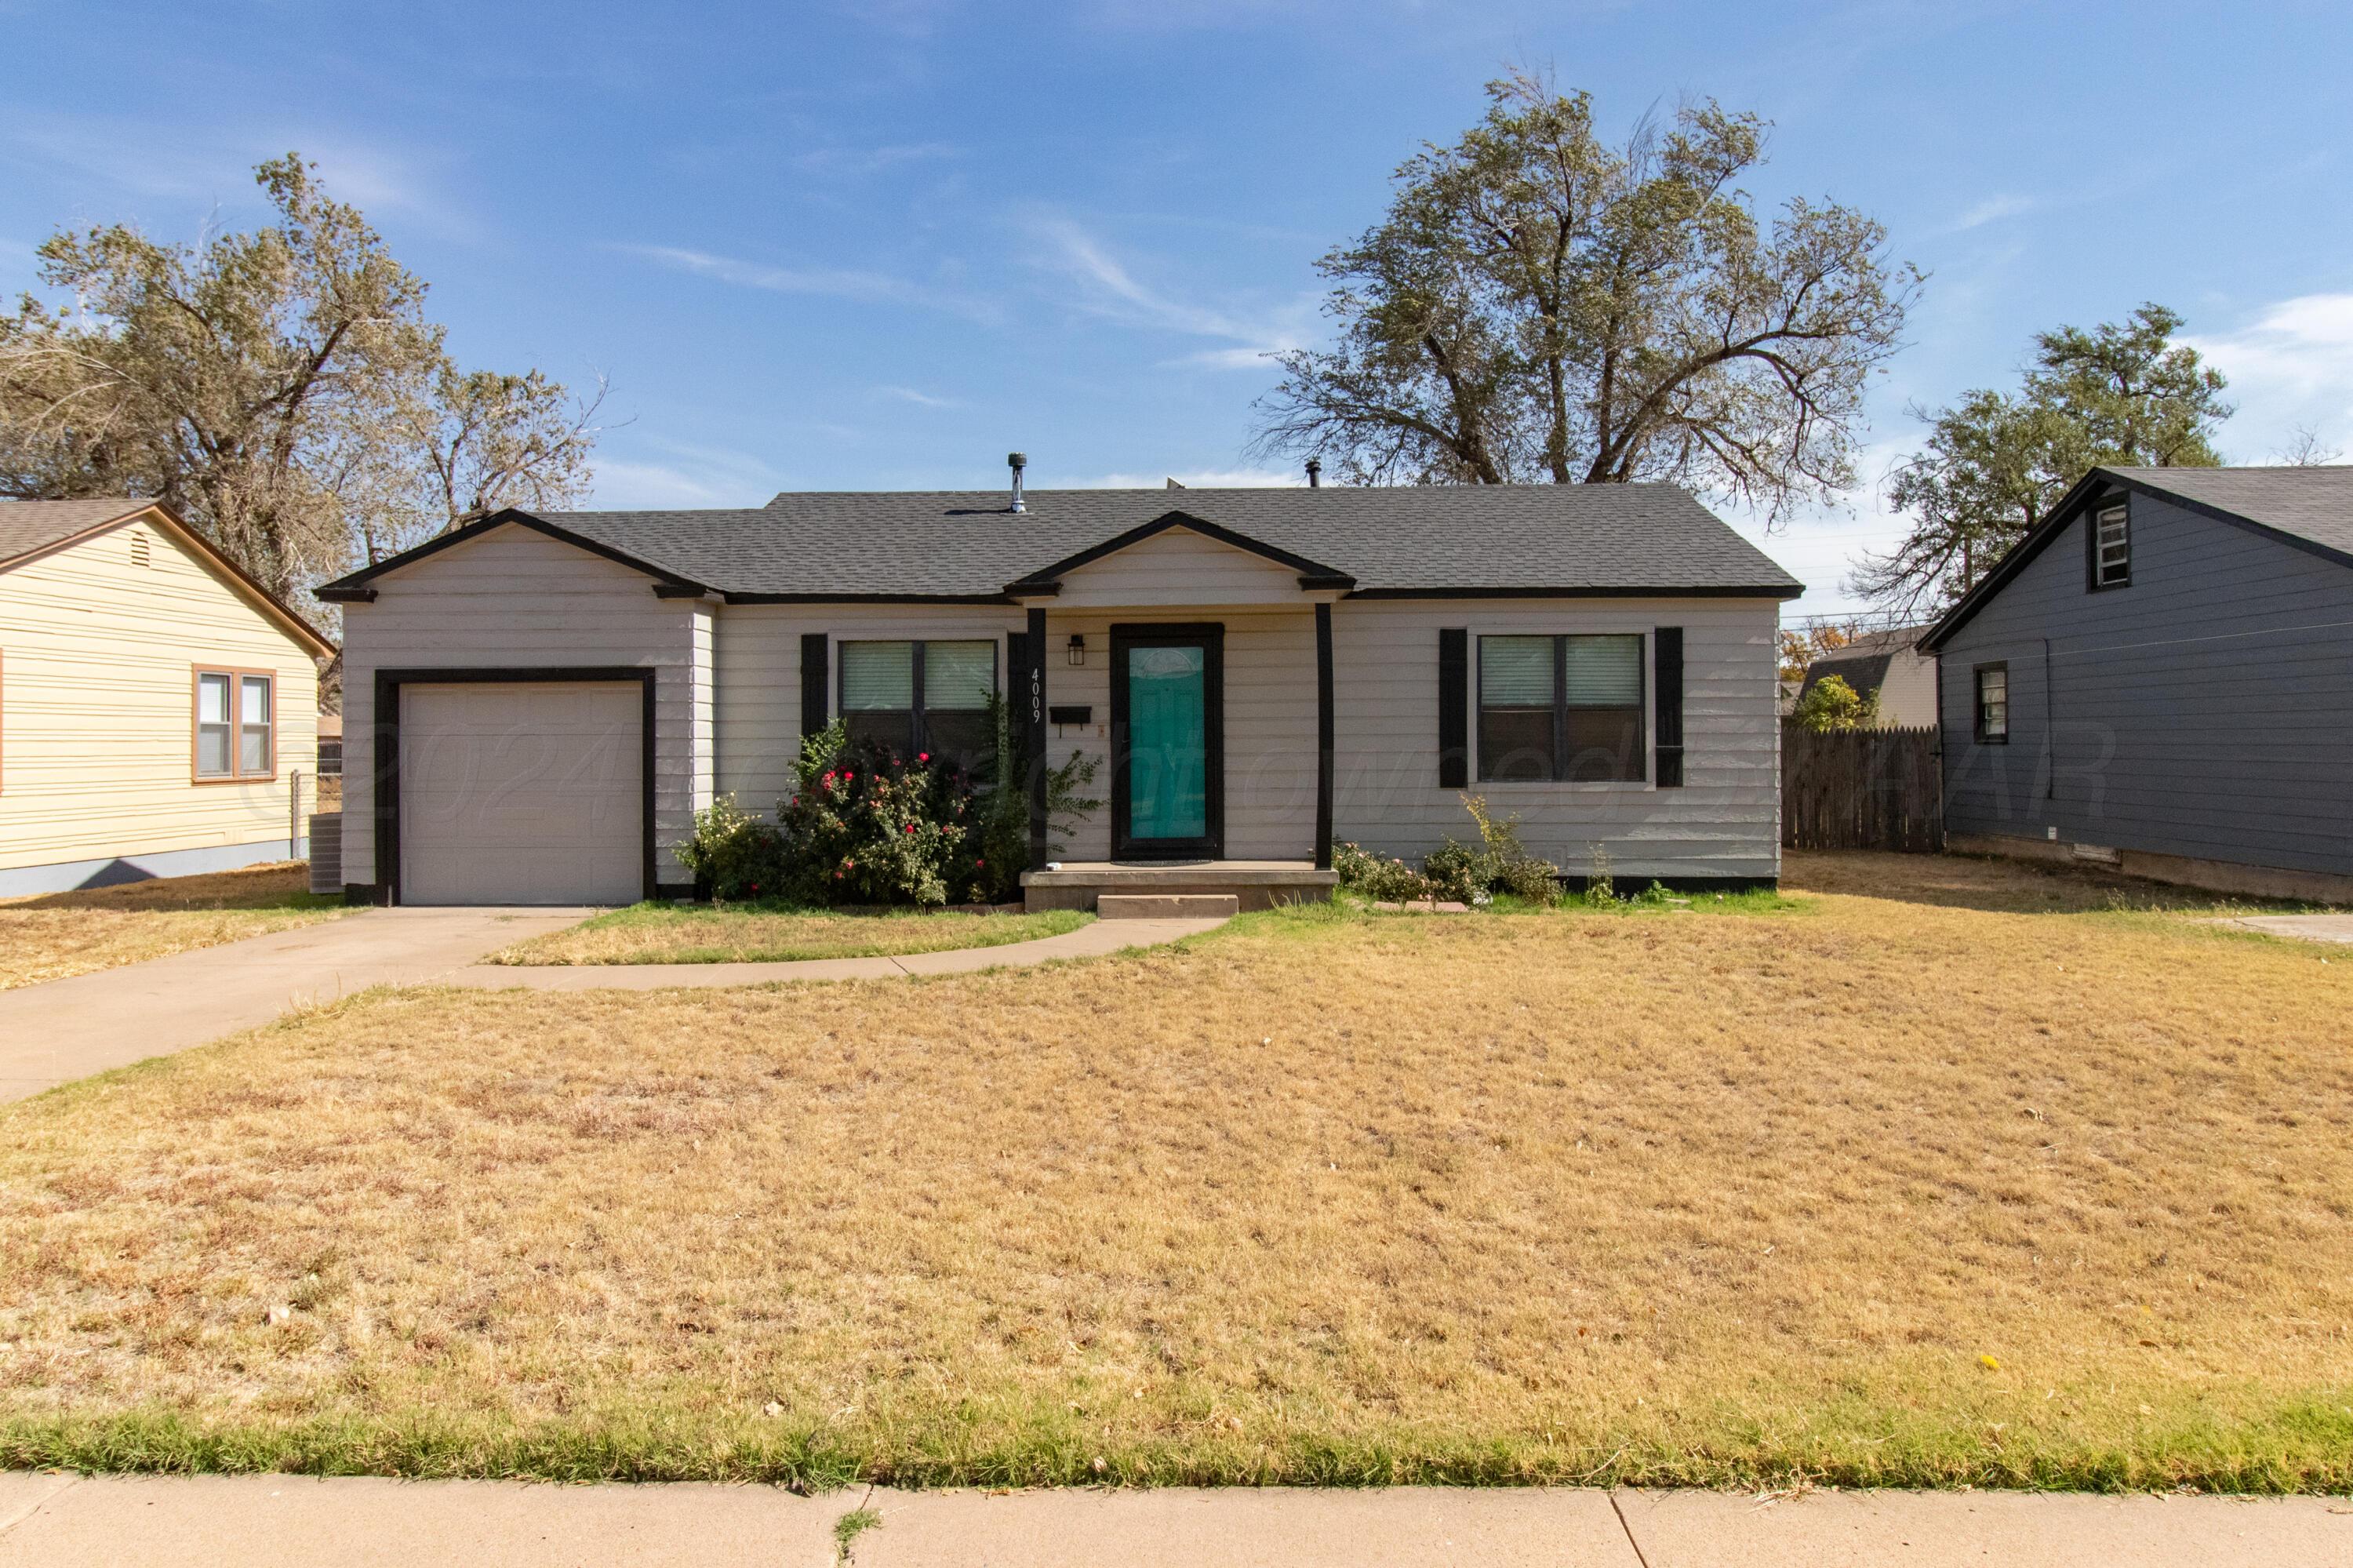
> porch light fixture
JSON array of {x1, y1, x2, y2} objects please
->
[{"x1": 1066, "y1": 633, "x2": 1086, "y2": 667}]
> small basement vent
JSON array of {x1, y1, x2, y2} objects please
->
[{"x1": 129, "y1": 529, "x2": 151, "y2": 568}]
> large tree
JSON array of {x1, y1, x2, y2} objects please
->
[
  {"x1": 1249, "y1": 72, "x2": 1919, "y2": 519},
  {"x1": 1852, "y1": 304, "x2": 2231, "y2": 613},
  {"x1": 0, "y1": 155, "x2": 599, "y2": 602}
]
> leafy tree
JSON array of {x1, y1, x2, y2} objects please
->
[
  {"x1": 1792, "y1": 672, "x2": 1879, "y2": 732},
  {"x1": 1777, "y1": 620, "x2": 1858, "y2": 684},
  {"x1": 1853, "y1": 304, "x2": 2230, "y2": 613},
  {"x1": 1250, "y1": 71, "x2": 1918, "y2": 520},
  {"x1": 0, "y1": 155, "x2": 599, "y2": 602}
]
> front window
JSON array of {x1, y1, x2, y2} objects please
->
[
  {"x1": 195, "y1": 668, "x2": 275, "y2": 780},
  {"x1": 1478, "y1": 633, "x2": 1645, "y2": 783},
  {"x1": 837, "y1": 638, "x2": 998, "y2": 770},
  {"x1": 2092, "y1": 503, "x2": 2129, "y2": 588},
  {"x1": 1974, "y1": 664, "x2": 2009, "y2": 744}
]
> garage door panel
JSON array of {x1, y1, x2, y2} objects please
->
[{"x1": 401, "y1": 682, "x2": 642, "y2": 905}]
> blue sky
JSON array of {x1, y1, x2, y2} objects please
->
[{"x1": 4, "y1": 0, "x2": 2350, "y2": 615}]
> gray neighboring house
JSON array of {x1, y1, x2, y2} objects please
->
[
  {"x1": 1920, "y1": 464, "x2": 2353, "y2": 901},
  {"x1": 1795, "y1": 627, "x2": 1938, "y2": 727},
  {"x1": 317, "y1": 475, "x2": 1802, "y2": 909}
]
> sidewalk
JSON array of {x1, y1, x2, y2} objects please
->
[
  {"x1": 438, "y1": 915, "x2": 1227, "y2": 991},
  {"x1": 2, "y1": 1475, "x2": 2346, "y2": 1566},
  {"x1": 0, "y1": 907, "x2": 586, "y2": 1104}
]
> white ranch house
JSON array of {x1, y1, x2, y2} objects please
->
[{"x1": 318, "y1": 471, "x2": 1801, "y2": 909}]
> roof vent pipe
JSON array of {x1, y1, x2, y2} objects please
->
[
  {"x1": 1305, "y1": 457, "x2": 1322, "y2": 488},
  {"x1": 1008, "y1": 452, "x2": 1027, "y2": 513}
]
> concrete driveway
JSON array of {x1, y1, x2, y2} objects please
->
[{"x1": 0, "y1": 907, "x2": 589, "y2": 1104}]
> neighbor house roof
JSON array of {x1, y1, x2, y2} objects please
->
[
  {"x1": 0, "y1": 497, "x2": 338, "y2": 659},
  {"x1": 318, "y1": 485, "x2": 1804, "y2": 602},
  {"x1": 1798, "y1": 626, "x2": 1932, "y2": 699},
  {"x1": 1918, "y1": 464, "x2": 2353, "y2": 652},
  {"x1": 0, "y1": 498, "x2": 157, "y2": 566}
]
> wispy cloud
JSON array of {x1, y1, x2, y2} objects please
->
[
  {"x1": 616, "y1": 243, "x2": 1002, "y2": 325},
  {"x1": 591, "y1": 438, "x2": 782, "y2": 509},
  {"x1": 792, "y1": 141, "x2": 962, "y2": 176},
  {"x1": 875, "y1": 384, "x2": 962, "y2": 408},
  {"x1": 1947, "y1": 192, "x2": 2036, "y2": 232},
  {"x1": 2185, "y1": 293, "x2": 2353, "y2": 458},
  {"x1": 0, "y1": 112, "x2": 478, "y2": 239},
  {"x1": 1024, "y1": 213, "x2": 1311, "y2": 367}
]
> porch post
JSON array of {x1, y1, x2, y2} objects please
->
[
  {"x1": 1026, "y1": 606, "x2": 1049, "y2": 870},
  {"x1": 1315, "y1": 599, "x2": 1334, "y2": 870}
]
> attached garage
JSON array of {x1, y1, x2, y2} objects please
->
[{"x1": 391, "y1": 676, "x2": 649, "y2": 905}]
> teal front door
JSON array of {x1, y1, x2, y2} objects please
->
[{"x1": 1111, "y1": 624, "x2": 1224, "y2": 858}]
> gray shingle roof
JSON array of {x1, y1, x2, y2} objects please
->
[
  {"x1": 0, "y1": 498, "x2": 147, "y2": 566},
  {"x1": 505, "y1": 486, "x2": 1800, "y2": 598},
  {"x1": 2104, "y1": 465, "x2": 2353, "y2": 558}
]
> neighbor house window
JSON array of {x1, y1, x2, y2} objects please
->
[
  {"x1": 194, "y1": 668, "x2": 275, "y2": 780},
  {"x1": 838, "y1": 639, "x2": 998, "y2": 767},
  {"x1": 1973, "y1": 663, "x2": 2009, "y2": 744},
  {"x1": 2090, "y1": 502, "x2": 2129, "y2": 589},
  {"x1": 1477, "y1": 633, "x2": 1645, "y2": 783}
]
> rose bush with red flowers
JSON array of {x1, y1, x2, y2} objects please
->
[{"x1": 768, "y1": 722, "x2": 991, "y2": 905}]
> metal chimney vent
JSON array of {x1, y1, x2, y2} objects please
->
[
  {"x1": 1305, "y1": 457, "x2": 1322, "y2": 488},
  {"x1": 1008, "y1": 452, "x2": 1027, "y2": 513}
]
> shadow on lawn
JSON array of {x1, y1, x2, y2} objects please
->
[{"x1": 3, "y1": 862, "x2": 330, "y2": 914}]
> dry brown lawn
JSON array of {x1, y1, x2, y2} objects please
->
[
  {"x1": 489, "y1": 904, "x2": 1091, "y2": 966},
  {"x1": 0, "y1": 862, "x2": 348, "y2": 991},
  {"x1": 0, "y1": 850, "x2": 2348, "y2": 1490}
]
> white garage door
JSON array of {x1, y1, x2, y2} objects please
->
[{"x1": 400, "y1": 682, "x2": 642, "y2": 905}]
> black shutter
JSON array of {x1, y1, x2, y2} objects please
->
[
  {"x1": 1438, "y1": 628, "x2": 1468, "y2": 788},
  {"x1": 799, "y1": 633, "x2": 829, "y2": 740},
  {"x1": 1653, "y1": 627, "x2": 1684, "y2": 788}
]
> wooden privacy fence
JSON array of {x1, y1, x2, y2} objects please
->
[{"x1": 1781, "y1": 722, "x2": 1944, "y2": 853}]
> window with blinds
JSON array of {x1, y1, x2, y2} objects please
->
[
  {"x1": 837, "y1": 639, "x2": 998, "y2": 767},
  {"x1": 193, "y1": 668, "x2": 275, "y2": 780},
  {"x1": 1478, "y1": 633, "x2": 1646, "y2": 783}
]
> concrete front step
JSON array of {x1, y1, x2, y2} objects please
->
[
  {"x1": 1096, "y1": 893, "x2": 1241, "y2": 920},
  {"x1": 1023, "y1": 861, "x2": 1339, "y2": 913}
]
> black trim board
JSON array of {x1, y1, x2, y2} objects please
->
[
  {"x1": 368, "y1": 665, "x2": 660, "y2": 906},
  {"x1": 1314, "y1": 601, "x2": 1334, "y2": 871},
  {"x1": 1350, "y1": 584, "x2": 1801, "y2": 601},
  {"x1": 1108, "y1": 622, "x2": 1226, "y2": 860},
  {"x1": 1005, "y1": 511, "x2": 1355, "y2": 595},
  {"x1": 321, "y1": 509, "x2": 708, "y2": 596}
]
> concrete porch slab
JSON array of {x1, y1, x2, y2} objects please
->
[{"x1": 1023, "y1": 860, "x2": 1337, "y2": 913}]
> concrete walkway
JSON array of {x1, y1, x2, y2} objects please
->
[
  {"x1": 0, "y1": 907, "x2": 587, "y2": 1103},
  {"x1": 2220, "y1": 912, "x2": 2353, "y2": 944},
  {"x1": 440, "y1": 915, "x2": 1227, "y2": 991},
  {"x1": 1, "y1": 1475, "x2": 2347, "y2": 1566}
]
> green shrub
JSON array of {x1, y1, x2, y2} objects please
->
[
  {"x1": 1794, "y1": 673, "x2": 1882, "y2": 732},
  {"x1": 1333, "y1": 841, "x2": 1431, "y2": 902},
  {"x1": 673, "y1": 795, "x2": 788, "y2": 900},
  {"x1": 976, "y1": 695, "x2": 1103, "y2": 901},
  {"x1": 1419, "y1": 794, "x2": 1562, "y2": 905},
  {"x1": 774, "y1": 723, "x2": 979, "y2": 907}
]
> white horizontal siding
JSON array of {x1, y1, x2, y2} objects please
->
[
  {"x1": 1331, "y1": 598, "x2": 1782, "y2": 879},
  {"x1": 339, "y1": 524, "x2": 702, "y2": 889},
  {"x1": 0, "y1": 519, "x2": 322, "y2": 871},
  {"x1": 711, "y1": 594, "x2": 1781, "y2": 879},
  {"x1": 1048, "y1": 526, "x2": 1314, "y2": 606}
]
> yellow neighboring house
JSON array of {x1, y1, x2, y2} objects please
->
[{"x1": 0, "y1": 499, "x2": 336, "y2": 897}]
